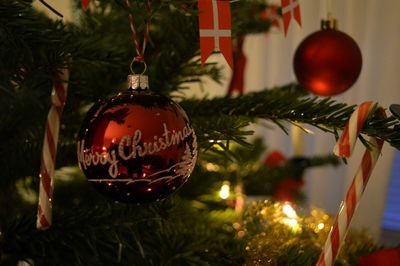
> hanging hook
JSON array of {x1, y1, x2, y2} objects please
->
[{"x1": 130, "y1": 57, "x2": 147, "y2": 75}]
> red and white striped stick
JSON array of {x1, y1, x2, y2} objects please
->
[
  {"x1": 37, "y1": 68, "x2": 70, "y2": 230},
  {"x1": 316, "y1": 101, "x2": 385, "y2": 266}
]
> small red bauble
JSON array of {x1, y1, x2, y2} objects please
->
[
  {"x1": 77, "y1": 75, "x2": 197, "y2": 203},
  {"x1": 293, "y1": 21, "x2": 362, "y2": 96}
]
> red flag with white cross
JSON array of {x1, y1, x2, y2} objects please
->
[
  {"x1": 281, "y1": 0, "x2": 302, "y2": 36},
  {"x1": 198, "y1": 0, "x2": 233, "y2": 69}
]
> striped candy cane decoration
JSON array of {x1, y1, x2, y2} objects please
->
[
  {"x1": 316, "y1": 101, "x2": 385, "y2": 266},
  {"x1": 37, "y1": 68, "x2": 70, "y2": 230}
]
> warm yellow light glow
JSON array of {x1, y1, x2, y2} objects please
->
[
  {"x1": 206, "y1": 163, "x2": 220, "y2": 171},
  {"x1": 281, "y1": 203, "x2": 301, "y2": 232},
  {"x1": 208, "y1": 139, "x2": 222, "y2": 143},
  {"x1": 282, "y1": 218, "x2": 298, "y2": 228},
  {"x1": 317, "y1": 223, "x2": 325, "y2": 230},
  {"x1": 232, "y1": 222, "x2": 241, "y2": 230},
  {"x1": 282, "y1": 203, "x2": 297, "y2": 218},
  {"x1": 237, "y1": 230, "x2": 245, "y2": 238},
  {"x1": 219, "y1": 181, "x2": 230, "y2": 199}
]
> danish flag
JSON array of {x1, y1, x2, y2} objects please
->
[
  {"x1": 281, "y1": 0, "x2": 302, "y2": 36},
  {"x1": 198, "y1": 0, "x2": 233, "y2": 69}
]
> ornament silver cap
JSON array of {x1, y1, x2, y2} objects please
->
[
  {"x1": 321, "y1": 18, "x2": 337, "y2": 30},
  {"x1": 128, "y1": 74, "x2": 149, "y2": 90}
]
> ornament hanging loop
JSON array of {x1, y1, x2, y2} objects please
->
[{"x1": 130, "y1": 57, "x2": 147, "y2": 75}]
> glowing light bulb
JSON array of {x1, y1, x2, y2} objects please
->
[
  {"x1": 283, "y1": 218, "x2": 298, "y2": 228},
  {"x1": 219, "y1": 181, "x2": 230, "y2": 199},
  {"x1": 282, "y1": 203, "x2": 297, "y2": 218},
  {"x1": 282, "y1": 203, "x2": 301, "y2": 232},
  {"x1": 206, "y1": 163, "x2": 220, "y2": 171},
  {"x1": 317, "y1": 223, "x2": 325, "y2": 230}
]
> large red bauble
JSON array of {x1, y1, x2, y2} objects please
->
[
  {"x1": 293, "y1": 28, "x2": 362, "y2": 96},
  {"x1": 77, "y1": 80, "x2": 197, "y2": 203}
]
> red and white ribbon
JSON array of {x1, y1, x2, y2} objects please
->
[
  {"x1": 316, "y1": 101, "x2": 385, "y2": 266},
  {"x1": 281, "y1": 0, "x2": 302, "y2": 36},
  {"x1": 198, "y1": 0, "x2": 233, "y2": 68},
  {"x1": 126, "y1": 0, "x2": 151, "y2": 63},
  {"x1": 37, "y1": 68, "x2": 70, "y2": 230}
]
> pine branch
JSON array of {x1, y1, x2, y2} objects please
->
[
  {"x1": 243, "y1": 154, "x2": 340, "y2": 196},
  {"x1": 181, "y1": 84, "x2": 400, "y2": 150},
  {"x1": 0, "y1": 1, "x2": 391, "y2": 265},
  {"x1": 231, "y1": 0, "x2": 278, "y2": 36},
  {"x1": 0, "y1": 198, "x2": 243, "y2": 266}
]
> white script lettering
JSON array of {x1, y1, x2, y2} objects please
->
[{"x1": 77, "y1": 123, "x2": 194, "y2": 178}]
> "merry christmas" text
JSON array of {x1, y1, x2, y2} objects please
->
[{"x1": 77, "y1": 123, "x2": 194, "y2": 178}]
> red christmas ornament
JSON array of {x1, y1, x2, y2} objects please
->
[
  {"x1": 264, "y1": 150, "x2": 304, "y2": 203},
  {"x1": 77, "y1": 75, "x2": 197, "y2": 203},
  {"x1": 359, "y1": 248, "x2": 400, "y2": 266},
  {"x1": 293, "y1": 20, "x2": 362, "y2": 96}
]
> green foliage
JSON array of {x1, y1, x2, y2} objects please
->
[
  {"x1": 182, "y1": 85, "x2": 400, "y2": 149},
  {"x1": 0, "y1": 1, "x2": 398, "y2": 265},
  {"x1": 1, "y1": 197, "x2": 243, "y2": 265},
  {"x1": 188, "y1": 137, "x2": 339, "y2": 199}
]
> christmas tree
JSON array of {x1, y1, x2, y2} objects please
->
[{"x1": 1, "y1": 1, "x2": 399, "y2": 265}]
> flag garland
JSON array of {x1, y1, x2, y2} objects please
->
[
  {"x1": 281, "y1": 0, "x2": 301, "y2": 36},
  {"x1": 198, "y1": 0, "x2": 233, "y2": 68}
]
